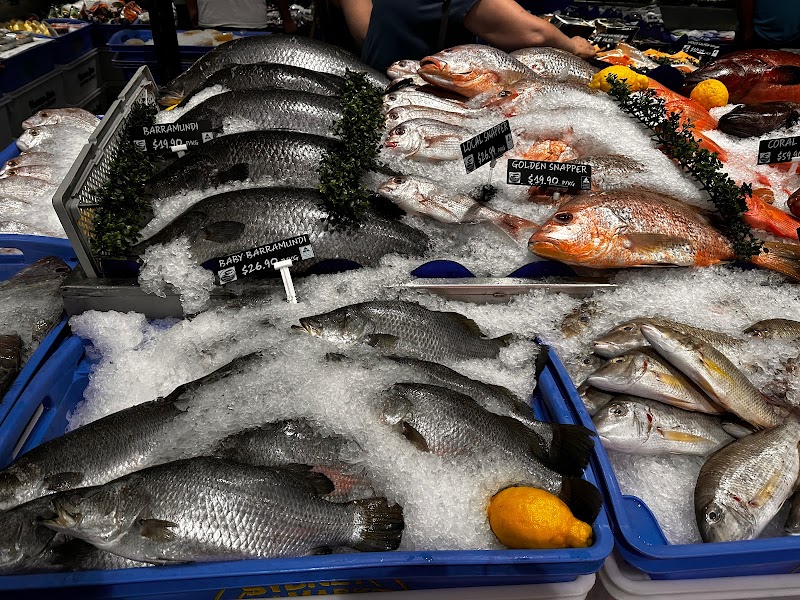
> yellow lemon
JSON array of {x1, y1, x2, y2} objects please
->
[
  {"x1": 690, "y1": 79, "x2": 729, "y2": 110},
  {"x1": 589, "y1": 66, "x2": 649, "y2": 93},
  {"x1": 487, "y1": 486, "x2": 593, "y2": 549}
]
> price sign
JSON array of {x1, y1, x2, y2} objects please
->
[
  {"x1": 506, "y1": 159, "x2": 592, "y2": 191},
  {"x1": 757, "y1": 136, "x2": 800, "y2": 165},
  {"x1": 682, "y1": 41, "x2": 721, "y2": 65},
  {"x1": 460, "y1": 121, "x2": 514, "y2": 174},
  {"x1": 132, "y1": 120, "x2": 215, "y2": 153},
  {"x1": 590, "y1": 32, "x2": 630, "y2": 48},
  {"x1": 205, "y1": 234, "x2": 314, "y2": 285}
]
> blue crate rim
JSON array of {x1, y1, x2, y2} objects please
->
[
  {"x1": 546, "y1": 343, "x2": 800, "y2": 563},
  {"x1": 0, "y1": 336, "x2": 613, "y2": 588}
]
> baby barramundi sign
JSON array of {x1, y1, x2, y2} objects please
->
[
  {"x1": 207, "y1": 235, "x2": 315, "y2": 284},
  {"x1": 460, "y1": 121, "x2": 514, "y2": 174}
]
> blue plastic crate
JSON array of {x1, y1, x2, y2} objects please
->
[
  {"x1": 0, "y1": 38, "x2": 56, "y2": 94},
  {"x1": 91, "y1": 22, "x2": 148, "y2": 46},
  {"x1": 108, "y1": 29, "x2": 270, "y2": 63},
  {"x1": 0, "y1": 336, "x2": 612, "y2": 598},
  {"x1": 44, "y1": 19, "x2": 94, "y2": 64},
  {"x1": 555, "y1": 347, "x2": 800, "y2": 580},
  {"x1": 0, "y1": 234, "x2": 78, "y2": 434}
]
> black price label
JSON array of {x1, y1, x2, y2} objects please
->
[
  {"x1": 206, "y1": 234, "x2": 315, "y2": 284},
  {"x1": 757, "y1": 136, "x2": 800, "y2": 165},
  {"x1": 506, "y1": 159, "x2": 592, "y2": 191},
  {"x1": 132, "y1": 120, "x2": 215, "y2": 153},
  {"x1": 590, "y1": 33, "x2": 630, "y2": 48},
  {"x1": 460, "y1": 121, "x2": 514, "y2": 174},
  {"x1": 682, "y1": 41, "x2": 721, "y2": 65}
]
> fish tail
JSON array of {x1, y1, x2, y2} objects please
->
[
  {"x1": 745, "y1": 195, "x2": 800, "y2": 240},
  {"x1": 750, "y1": 241, "x2": 800, "y2": 281},
  {"x1": 549, "y1": 424, "x2": 596, "y2": 476},
  {"x1": 492, "y1": 333, "x2": 514, "y2": 348},
  {"x1": 351, "y1": 497, "x2": 405, "y2": 552},
  {"x1": 558, "y1": 477, "x2": 603, "y2": 524},
  {"x1": 493, "y1": 213, "x2": 540, "y2": 243}
]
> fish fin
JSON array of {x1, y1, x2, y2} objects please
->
[
  {"x1": 44, "y1": 472, "x2": 83, "y2": 492},
  {"x1": 441, "y1": 312, "x2": 487, "y2": 337},
  {"x1": 652, "y1": 371, "x2": 685, "y2": 388},
  {"x1": 279, "y1": 464, "x2": 335, "y2": 496},
  {"x1": 493, "y1": 213, "x2": 540, "y2": 244},
  {"x1": 558, "y1": 477, "x2": 603, "y2": 524},
  {"x1": 310, "y1": 546, "x2": 334, "y2": 555},
  {"x1": 351, "y1": 497, "x2": 404, "y2": 552},
  {"x1": 201, "y1": 220, "x2": 246, "y2": 243},
  {"x1": 621, "y1": 233, "x2": 692, "y2": 255},
  {"x1": 137, "y1": 518, "x2": 178, "y2": 542},
  {"x1": 492, "y1": 333, "x2": 515, "y2": 348},
  {"x1": 363, "y1": 333, "x2": 399, "y2": 350},
  {"x1": 215, "y1": 163, "x2": 249, "y2": 185},
  {"x1": 549, "y1": 423, "x2": 597, "y2": 476},
  {"x1": 764, "y1": 66, "x2": 800, "y2": 86},
  {"x1": 699, "y1": 353, "x2": 735, "y2": 383},
  {"x1": 750, "y1": 242, "x2": 800, "y2": 282},
  {"x1": 655, "y1": 428, "x2": 711, "y2": 443},
  {"x1": 749, "y1": 470, "x2": 784, "y2": 508},
  {"x1": 721, "y1": 419, "x2": 755, "y2": 439},
  {"x1": 401, "y1": 421, "x2": 429, "y2": 452}
]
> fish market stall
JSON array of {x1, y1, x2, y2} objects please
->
[{"x1": 0, "y1": 10, "x2": 800, "y2": 598}]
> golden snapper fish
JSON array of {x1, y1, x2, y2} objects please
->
[
  {"x1": 527, "y1": 189, "x2": 800, "y2": 281},
  {"x1": 418, "y1": 45, "x2": 537, "y2": 98}
]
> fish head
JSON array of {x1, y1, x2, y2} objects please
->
[
  {"x1": 384, "y1": 122, "x2": 426, "y2": 156},
  {"x1": 0, "y1": 499, "x2": 59, "y2": 573},
  {"x1": 586, "y1": 352, "x2": 643, "y2": 391},
  {"x1": 12, "y1": 256, "x2": 70, "y2": 283},
  {"x1": 593, "y1": 400, "x2": 650, "y2": 448},
  {"x1": 419, "y1": 48, "x2": 504, "y2": 97},
  {"x1": 527, "y1": 202, "x2": 613, "y2": 264},
  {"x1": 387, "y1": 59, "x2": 421, "y2": 79},
  {"x1": 470, "y1": 87, "x2": 519, "y2": 111},
  {"x1": 593, "y1": 321, "x2": 647, "y2": 358},
  {"x1": 696, "y1": 497, "x2": 755, "y2": 543},
  {"x1": 21, "y1": 109, "x2": 61, "y2": 129},
  {"x1": 639, "y1": 323, "x2": 701, "y2": 358},
  {"x1": 16, "y1": 127, "x2": 46, "y2": 152},
  {"x1": 378, "y1": 175, "x2": 440, "y2": 212},
  {"x1": 578, "y1": 382, "x2": 615, "y2": 416},
  {"x1": 385, "y1": 107, "x2": 414, "y2": 126},
  {"x1": 380, "y1": 384, "x2": 416, "y2": 425},
  {"x1": 44, "y1": 480, "x2": 150, "y2": 545},
  {"x1": 294, "y1": 306, "x2": 373, "y2": 342}
]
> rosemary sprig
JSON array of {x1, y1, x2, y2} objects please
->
[
  {"x1": 606, "y1": 75, "x2": 763, "y2": 259},
  {"x1": 318, "y1": 71, "x2": 385, "y2": 227}
]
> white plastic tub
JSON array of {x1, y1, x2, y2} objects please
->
[{"x1": 600, "y1": 552, "x2": 800, "y2": 600}]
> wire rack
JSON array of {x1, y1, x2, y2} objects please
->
[{"x1": 52, "y1": 66, "x2": 159, "y2": 278}]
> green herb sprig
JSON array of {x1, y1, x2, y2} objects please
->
[
  {"x1": 318, "y1": 71, "x2": 385, "y2": 227},
  {"x1": 91, "y1": 100, "x2": 157, "y2": 257},
  {"x1": 605, "y1": 75, "x2": 762, "y2": 259}
]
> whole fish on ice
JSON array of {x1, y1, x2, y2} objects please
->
[{"x1": 510, "y1": 47, "x2": 598, "y2": 85}]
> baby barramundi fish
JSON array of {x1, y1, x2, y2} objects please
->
[
  {"x1": 378, "y1": 175, "x2": 538, "y2": 243},
  {"x1": 593, "y1": 397, "x2": 733, "y2": 457},
  {"x1": 43, "y1": 457, "x2": 404, "y2": 563},
  {"x1": 294, "y1": 300, "x2": 512, "y2": 361}
]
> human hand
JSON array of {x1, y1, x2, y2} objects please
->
[{"x1": 570, "y1": 36, "x2": 596, "y2": 59}]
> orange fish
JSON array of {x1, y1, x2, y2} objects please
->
[
  {"x1": 744, "y1": 194, "x2": 800, "y2": 241},
  {"x1": 517, "y1": 139, "x2": 578, "y2": 162},
  {"x1": 418, "y1": 45, "x2": 536, "y2": 98},
  {"x1": 528, "y1": 189, "x2": 800, "y2": 280}
]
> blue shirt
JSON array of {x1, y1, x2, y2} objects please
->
[
  {"x1": 362, "y1": 0, "x2": 481, "y2": 72},
  {"x1": 754, "y1": 0, "x2": 800, "y2": 43}
]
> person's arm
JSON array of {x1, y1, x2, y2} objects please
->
[
  {"x1": 339, "y1": 0, "x2": 372, "y2": 46},
  {"x1": 463, "y1": 0, "x2": 595, "y2": 58},
  {"x1": 275, "y1": 0, "x2": 298, "y2": 33},
  {"x1": 738, "y1": 0, "x2": 756, "y2": 45},
  {"x1": 186, "y1": 0, "x2": 198, "y2": 28}
]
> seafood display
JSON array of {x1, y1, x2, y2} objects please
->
[{"x1": 5, "y1": 26, "x2": 800, "y2": 587}]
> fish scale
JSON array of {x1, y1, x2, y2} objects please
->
[
  {"x1": 510, "y1": 47, "x2": 598, "y2": 85},
  {"x1": 175, "y1": 90, "x2": 342, "y2": 138}
]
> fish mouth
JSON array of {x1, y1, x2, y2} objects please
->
[
  {"x1": 384, "y1": 140, "x2": 399, "y2": 149},
  {"x1": 158, "y1": 89, "x2": 184, "y2": 107},
  {"x1": 43, "y1": 499, "x2": 81, "y2": 531},
  {"x1": 292, "y1": 321, "x2": 319, "y2": 336},
  {"x1": 419, "y1": 57, "x2": 445, "y2": 72}
]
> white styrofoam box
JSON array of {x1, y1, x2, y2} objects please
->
[
  {"x1": 7, "y1": 69, "x2": 65, "y2": 137},
  {"x1": 335, "y1": 576, "x2": 597, "y2": 600},
  {"x1": 600, "y1": 552, "x2": 800, "y2": 600},
  {"x1": 60, "y1": 48, "x2": 101, "y2": 106}
]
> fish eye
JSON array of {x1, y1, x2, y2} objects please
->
[
  {"x1": 6, "y1": 170, "x2": 15, "y2": 175},
  {"x1": 706, "y1": 509, "x2": 721, "y2": 524},
  {"x1": 394, "y1": 126, "x2": 406, "y2": 135},
  {"x1": 387, "y1": 94, "x2": 397, "y2": 102},
  {"x1": 609, "y1": 404, "x2": 626, "y2": 416},
  {"x1": 40, "y1": 111, "x2": 48, "y2": 117},
  {"x1": 30, "y1": 129, "x2": 39, "y2": 136},
  {"x1": 612, "y1": 357, "x2": 625, "y2": 363},
  {"x1": 392, "y1": 177, "x2": 404, "y2": 184},
  {"x1": 68, "y1": 494, "x2": 83, "y2": 507},
  {"x1": 579, "y1": 315, "x2": 590, "y2": 323},
  {"x1": 554, "y1": 212, "x2": 573, "y2": 224},
  {"x1": 498, "y1": 90, "x2": 512, "y2": 97},
  {"x1": 622, "y1": 325, "x2": 634, "y2": 332}
]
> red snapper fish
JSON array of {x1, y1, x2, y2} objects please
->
[
  {"x1": 527, "y1": 189, "x2": 800, "y2": 280},
  {"x1": 685, "y1": 50, "x2": 800, "y2": 105}
]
